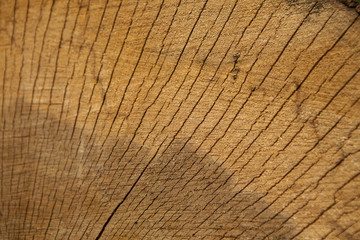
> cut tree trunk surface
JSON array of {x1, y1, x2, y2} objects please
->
[
  {"x1": 339, "y1": 0, "x2": 360, "y2": 13},
  {"x1": 0, "y1": 0, "x2": 359, "y2": 239}
]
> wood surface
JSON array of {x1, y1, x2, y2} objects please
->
[{"x1": 0, "y1": 0, "x2": 359, "y2": 239}]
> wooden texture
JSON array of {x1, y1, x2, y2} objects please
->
[{"x1": 0, "y1": 0, "x2": 359, "y2": 239}]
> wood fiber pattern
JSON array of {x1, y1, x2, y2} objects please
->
[{"x1": 0, "y1": 0, "x2": 359, "y2": 239}]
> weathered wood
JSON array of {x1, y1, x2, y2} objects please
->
[{"x1": 0, "y1": 0, "x2": 359, "y2": 239}]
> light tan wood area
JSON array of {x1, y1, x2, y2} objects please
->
[{"x1": 0, "y1": 0, "x2": 359, "y2": 239}]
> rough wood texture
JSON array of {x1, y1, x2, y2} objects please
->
[
  {"x1": 340, "y1": 0, "x2": 360, "y2": 13},
  {"x1": 1, "y1": 0, "x2": 359, "y2": 239}
]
